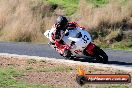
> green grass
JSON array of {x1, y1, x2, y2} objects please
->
[
  {"x1": 110, "y1": 41, "x2": 132, "y2": 51},
  {"x1": 45, "y1": 0, "x2": 109, "y2": 15},
  {"x1": 45, "y1": 0, "x2": 128, "y2": 13},
  {"x1": 44, "y1": 0, "x2": 129, "y2": 15},
  {"x1": 94, "y1": 42, "x2": 132, "y2": 51},
  {"x1": 86, "y1": 0, "x2": 109, "y2": 7},
  {"x1": 45, "y1": 0, "x2": 79, "y2": 15},
  {"x1": 0, "y1": 67, "x2": 54, "y2": 88}
]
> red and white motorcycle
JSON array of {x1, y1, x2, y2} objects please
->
[{"x1": 44, "y1": 27, "x2": 108, "y2": 63}]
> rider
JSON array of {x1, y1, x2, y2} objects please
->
[{"x1": 51, "y1": 16, "x2": 82, "y2": 57}]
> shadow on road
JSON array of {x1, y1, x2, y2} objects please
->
[
  {"x1": 108, "y1": 61, "x2": 132, "y2": 66},
  {"x1": 70, "y1": 57, "x2": 132, "y2": 66}
]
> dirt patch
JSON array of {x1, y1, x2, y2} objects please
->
[
  {"x1": 0, "y1": 55, "x2": 131, "y2": 88},
  {"x1": 18, "y1": 72, "x2": 80, "y2": 88}
]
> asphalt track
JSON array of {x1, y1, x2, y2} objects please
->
[{"x1": 0, "y1": 42, "x2": 132, "y2": 67}]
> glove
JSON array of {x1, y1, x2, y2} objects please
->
[{"x1": 55, "y1": 29, "x2": 61, "y2": 40}]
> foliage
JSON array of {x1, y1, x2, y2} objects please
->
[{"x1": 0, "y1": 68, "x2": 54, "y2": 88}]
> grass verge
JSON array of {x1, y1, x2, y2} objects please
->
[
  {"x1": 0, "y1": 55, "x2": 131, "y2": 88},
  {"x1": 0, "y1": 68, "x2": 54, "y2": 88}
]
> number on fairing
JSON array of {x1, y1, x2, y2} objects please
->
[{"x1": 82, "y1": 35, "x2": 89, "y2": 44}]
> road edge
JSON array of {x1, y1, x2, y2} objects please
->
[{"x1": 0, "y1": 53, "x2": 132, "y2": 72}]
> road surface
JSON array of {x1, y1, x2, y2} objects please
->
[{"x1": 0, "y1": 42, "x2": 131, "y2": 67}]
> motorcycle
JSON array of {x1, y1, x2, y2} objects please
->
[{"x1": 44, "y1": 27, "x2": 108, "y2": 63}]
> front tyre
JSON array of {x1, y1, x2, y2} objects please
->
[{"x1": 93, "y1": 46, "x2": 108, "y2": 64}]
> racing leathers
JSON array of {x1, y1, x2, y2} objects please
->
[{"x1": 51, "y1": 22, "x2": 79, "y2": 57}]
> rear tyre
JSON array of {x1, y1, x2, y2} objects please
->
[{"x1": 93, "y1": 46, "x2": 108, "y2": 64}]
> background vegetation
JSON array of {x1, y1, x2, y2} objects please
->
[{"x1": 0, "y1": 0, "x2": 131, "y2": 50}]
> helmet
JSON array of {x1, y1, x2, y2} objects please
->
[{"x1": 56, "y1": 16, "x2": 68, "y2": 29}]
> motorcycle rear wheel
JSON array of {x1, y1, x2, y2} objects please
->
[{"x1": 93, "y1": 46, "x2": 108, "y2": 64}]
